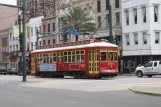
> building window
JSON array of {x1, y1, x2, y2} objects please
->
[
  {"x1": 35, "y1": 27, "x2": 38, "y2": 36},
  {"x1": 48, "y1": 24, "x2": 50, "y2": 32},
  {"x1": 154, "y1": 5, "x2": 159, "y2": 22},
  {"x1": 97, "y1": 16, "x2": 101, "y2": 28},
  {"x1": 48, "y1": 40, "x2": 50, "y2": 45},
  {"x1": 142, "y1": 6, "x2": 146, "y2": 23},
  {"x1": 43, "y1": 40, "x2": 46, "y2": 45},
  {"x1": 10, "y1": 33, "x2": 12, "y2": 40},
  {"x1": 125, "y1": 10, "x2": 129, "y2": 25},
  {"x1": 115, "y1": 0, "x2": 119, "y2": 8},
  {"x1": 155, "y1": 32, "x2": 160, "y2": 44},
  {"x1": 43, "y1": 25, "x2": 46, "y2": 32},
  {"x1": 31, "y1": 27, "x2": 33, "y2": 36},
  {"x1": 53, "y1": 23, "x2": 55, "y2": 32},
  {"x1": 116, "y1": 12, "x2": 120, "y2": 25},
  {"x1": 126, "y1": 34, "x2": 130, "y2": 45},
  {"x1": 35, "y1": 41, "x2": 37, "y2": 47},
  {"x1": 53, "y1": 39, "x2": 55, "y2": 44},
  {"x1": 39, "y1": 26, "x2": 41, "y2": 32},
  {"x1": 13, "y1": 45, "x2": 15, "y2": 51},
  {"x1": 10, "y1": 46, "x2": 12, "y2": 52},
  {"x1": 143, "y1": 32, "x2": 147, "y2": 44},
  {"x1": 134, "y1": 33, "x2": 138, "y2": 45},
  {"x1": 16, "y1": 45, "x2": 18, "y2": 51},
  {"x1": 106, "y1": 0, "x2": 109, "y2": 10},
  {"x1": 133, "y1": 8, "x2": 137, "y2": 24},
  {"x1": 106, "y1": 14, "x2": 109, "y2": 28},
  {"x1": 31, "y1": 42, "x2": 33, "y2": 50},
  {"x1": 97, "y1": 0, "x2": 101, "y2": 12},
  {"x1": 39, "y1": 41, "x2": 41, "y2": 46}
]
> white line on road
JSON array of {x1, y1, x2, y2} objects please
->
[{"x1": 63, "y1": 100, "x2": 77, "y2": 104}]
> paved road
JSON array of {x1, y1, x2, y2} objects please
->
[
  {"x1": 0, "y1": 82, "x2": 161, "y2": 107},
  {"x1": 0, "y1": 75, "x2": 161, "y2": 92}
]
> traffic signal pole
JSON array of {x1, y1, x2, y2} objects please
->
[{"x1": 0, "y1": 0, "x2": 27, "y2": 82}]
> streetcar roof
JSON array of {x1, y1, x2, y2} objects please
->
[{"x1": 31, "y1": 42, "x2": 118, "y2": 53}]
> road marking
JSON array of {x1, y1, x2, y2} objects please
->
[{"x1": 63, "y1": 100, "x2": 77, "y2": 104}]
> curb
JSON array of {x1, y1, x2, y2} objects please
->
[{"x1": 128, "y1": 88, "x2": 161, "y2": 97}]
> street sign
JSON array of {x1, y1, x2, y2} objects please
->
[{"x1": 67, "y1": 29, "x2": 83, "y2": 36}]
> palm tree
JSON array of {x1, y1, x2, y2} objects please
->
[{"x1": 60, "y1": 7, "x2": 96, "y2": 41}]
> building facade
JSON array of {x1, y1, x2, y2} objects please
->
[
  {"x1": 94, "y1": 0, "x2": 122, "y2": 47},
  {"x1": 122, "y1": 0, "x2": 161, "y2": 73},
  {"x1": 56, "y1": 0, "x2": 95, "y2": 44},
  {"x1": 8, "y1": 23, "x2": 30, "y2": 72},
  {"x1": 0, "y1": 6, "x2": 18, "y2": 71},
  {"x1": 29, "y1": 16, "x2": 43, "y2": 50},
  {"x1": 41, "y1": 16, "x2": 57, "y2": 47}
]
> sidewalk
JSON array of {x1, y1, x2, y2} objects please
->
[{"x1": 129, "y1": 86, "x2": 161, "y2": 97}]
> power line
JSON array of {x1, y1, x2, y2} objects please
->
[{"x1": 89, "y1": 15, "x2": 108, "y2": 39}]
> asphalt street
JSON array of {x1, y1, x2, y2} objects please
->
[{"x1": 0, "y1": 76, "x2": 161, "y2": 107}]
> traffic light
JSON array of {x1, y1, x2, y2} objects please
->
[{"x1": 19, "y1": 33, "x2": 23, "y2": 52}]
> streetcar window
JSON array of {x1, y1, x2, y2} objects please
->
[
  {"x1": 58, "y1": 52, "x2": 63, "y2": 62},
  {"x1": 76, "y1": 51, "x2": 85, "y2": 62},
  {"x1": 72, "y1": 51, "x2": 76, "y2": 62},
  {"x1": 80, "y1": 51, "x2": 84, "y2": 62},
  {"x1": 76, "y1": 51, "x2": 80, "y2": 62},
  {"x1": 40, "y1": 54, "x2": 43, "y2": 64},
  {"x1": 68, "y1": 52, "x2": 72, "y2": 62},
  {"x1": 101, "y1": 52, "x2": 107, "y2": 61},
  {"x1": 43, "y1": 54, "x2": 46, "y2": 63},
  {"x1": 81, "y1": 55, "x2": 84, "y2": 62},
  {"x1": 46, "y1": 54, "x2": 49, "y2": 63},
  {"x1": 114, "y1": 52, "x2": 118, "y2": 61},
  {"x1": 64, "y1": 52, "x2": 68, "y2": 62},
  {"x1": 108, "y1": 51, "x2": 113, "y2": 61},
  {"x1": 53, "y1": 53, "x2": 56, "y2": 63}
]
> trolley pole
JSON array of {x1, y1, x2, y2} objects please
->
[
  {"x1": 107, "y1": 0, "x2": 113, "y2": 43},
  {"x1": 22, "y1": 0, "x2": 27, "y2": 82}
]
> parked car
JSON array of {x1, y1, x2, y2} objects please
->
[
  {"x1": 135, "y1": 61, "x2": 161, "y2": 78},
  {"x1": 7, "y1": 68, "x2": 18, "y2": 75}
]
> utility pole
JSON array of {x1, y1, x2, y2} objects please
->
[
  {"x1": 22, "y1": 0, "x2": 27, "y2": 82},
  {"x1": 18, "y1": 11, "x2": 22, "y2": 76},
  {"x1": 107, "y1": 0, "x2": 113, "y2": 43},
  {"x1": 0, "y1": 0, "x2": 27, "y2": 82}
]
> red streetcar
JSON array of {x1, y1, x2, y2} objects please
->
[{"x1": 30, "y1": 39, "x2": 119, "y2": 79}]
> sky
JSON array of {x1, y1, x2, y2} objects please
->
[{"x1": 0, "y1": 0, "x2": 17, "y2": 5}]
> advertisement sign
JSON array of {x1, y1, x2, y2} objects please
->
[{"x1": 40, "y1": 64, "x2": 56, "y2": 72}]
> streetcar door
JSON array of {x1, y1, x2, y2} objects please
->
[
  {"x1": 88, "y1": 50, "x2": 99, "y2": 75},
  {"x1": 31, "y1": 55, "x2": 35, "y2": 75}
]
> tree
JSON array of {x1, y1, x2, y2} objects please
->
[{"x1": 60, "y1": 7, "x2": 96, "y2": 41}]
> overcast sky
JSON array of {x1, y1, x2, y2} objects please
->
[{"x1": 0, "y1": 0, "x2": 17, "y2": 5}]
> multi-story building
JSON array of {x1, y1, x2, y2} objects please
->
[
  {"x1": 0, "y1": 6, "x2": 18, "y2": 72},
  {"x1": 8, "y1": 23, "x2": 30, "y2": 72},
  {"x1": 29, "y1": 16, "x2": 43, "y2": 50},
  {"x1": 56, "y1": 0, "x2": 94, "y2": 44},
  {"x1": 94, "y1": 0, "x2": 122, "y2": 47},
  {"x1": 122, "y1": 0, "x2": 161, "y2": 73}
]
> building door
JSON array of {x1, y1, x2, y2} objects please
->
[
  {"x1": 88, "y1": 50, "x2": 99, "y2": 75},
  {"x1": 31, "y1": 55, "x2": 35, "y2": 75}
]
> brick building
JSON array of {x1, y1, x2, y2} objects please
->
[{"x1": 0, "y1": 6, "x2": 18, "y2": 71}]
